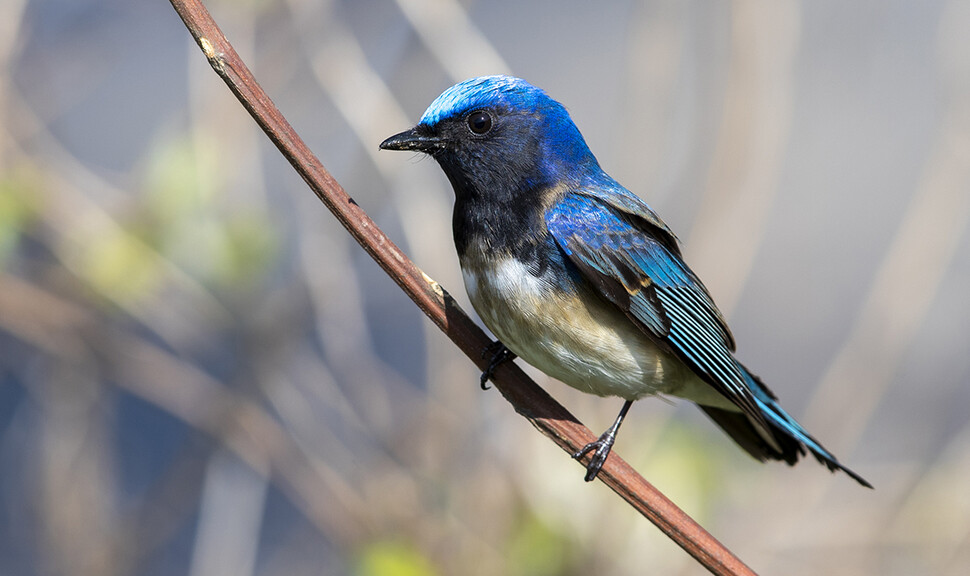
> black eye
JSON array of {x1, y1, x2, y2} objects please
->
[{"x1": 467, "y1": 111, "x2": 492, "y2": 134}]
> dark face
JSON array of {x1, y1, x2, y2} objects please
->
[{"x1": 380, "y1": 105, "x2": 547, "y2": 205}]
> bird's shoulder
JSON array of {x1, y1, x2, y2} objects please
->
[
  {"x1": 544, "y1": 182, "x2": 680, "y2": 263},
  {"x1": 562, "y1": 181, "x2": 681, "y2": 256}
]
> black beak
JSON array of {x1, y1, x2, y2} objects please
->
[{"x1": 379, "y1": 125, "x2": 443, "y2": 153}]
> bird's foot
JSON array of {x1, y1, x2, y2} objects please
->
[
  {"x1": 479, "y1": 341, "x2": 515, "y2": 390},
  {"x1": 572, "y1": 400, "x2": 633, "y2": 482},
  {"x1": 572, "y1": 430, "x2": 617, "y2": 482}
]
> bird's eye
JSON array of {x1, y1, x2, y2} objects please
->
[{"x1": 467, "y1": 111, "x2": 492, "y2": 135}]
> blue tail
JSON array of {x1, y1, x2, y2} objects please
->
[{"x1": 699, "y1": 365, "x2": 872, "y2": 488}]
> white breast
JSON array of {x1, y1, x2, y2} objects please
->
[{"x1": 461, "y1": 256, "x2": 691, "y2": 401}]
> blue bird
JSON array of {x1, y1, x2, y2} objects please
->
[{"x1": 380, "y1": 75, "x2": 871, "y2": 487}]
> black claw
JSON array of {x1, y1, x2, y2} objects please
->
[
  {"x1": 479, "y1": 341, "x2": 515, "y2": 390},
  {"x1": 573, "y1": 433, "x2": 617, "y2": 482}
]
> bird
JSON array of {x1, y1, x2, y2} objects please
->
[{"x1": 380, "y1": 75, "x2": 871, "y2": 487}]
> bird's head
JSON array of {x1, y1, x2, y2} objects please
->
[{"x1": 380, "y1": 76, "x2": 601, "y2": 201}]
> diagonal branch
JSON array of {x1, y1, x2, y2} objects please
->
[{"x1": 167, "y1": 1, "x2": 757, "y2": 574}]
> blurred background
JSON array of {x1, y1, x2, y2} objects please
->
[{"x1": 1, "y1": 0, "x2": 969, "y2": 574}]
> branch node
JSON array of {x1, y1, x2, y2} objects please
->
[{"x1": 198, "y1": 37, "x2": 226, "y2": 74}]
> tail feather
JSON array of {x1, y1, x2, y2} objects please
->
[
  {"x1": 699, "y1": 405, "x2": 802, "y2": 465},
  {"x1": 700, "y1": 365, "x2": 873, "y2": 488}
]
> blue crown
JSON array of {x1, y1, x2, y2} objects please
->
[{"x1": 419, "y1": 76, "x2": 549, "y2": 126}]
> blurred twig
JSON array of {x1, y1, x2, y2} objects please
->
[
  {"x1": 391, "y1": 0, "x2": 511, "y2": 78},
  {"x1": 687, "y1": 0, "x2": 798, "y2": 318},
  {"x1": 167, "y1": 1, "x2": 757, "y2": 574},
  {"x1": 0, "y1": 273, "x2": 371, "y2": 548}
]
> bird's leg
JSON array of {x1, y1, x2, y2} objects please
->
[
  {"x1": 573, "y1": 400, "x2": 634, "y2": 482},
  {"x1": 479, "y1": 341, "x2": 516, "y2": 390}
]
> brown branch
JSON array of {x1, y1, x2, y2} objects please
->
[{"x1": 167, "y1": 1, "x2": 758, "y2": 574}]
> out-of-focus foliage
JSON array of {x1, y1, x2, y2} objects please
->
[
  {"x1": 354, "y1": 540, "x2": 438, "y2": 576},
  {"x1": 0, "y1": 166, "x2": 43, "y2": 263},
  {"x1": 1, "y1": 1, "x2": 969, "y2": 575}
]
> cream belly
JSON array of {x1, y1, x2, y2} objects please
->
[{"x1": 462, "y1": 256, "x2": 698, "y2": 401}]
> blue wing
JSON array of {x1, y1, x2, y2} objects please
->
[
  {"x1": 546, "y1": 188, "x2": 872, "y2": 487},
  {"x1": 545, "y1": 189, "x2": 767, "y2": 427}
]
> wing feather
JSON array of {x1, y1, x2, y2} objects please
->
[{"x1": 546, "y1": 191, "x2": 766, "y2": 427}]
